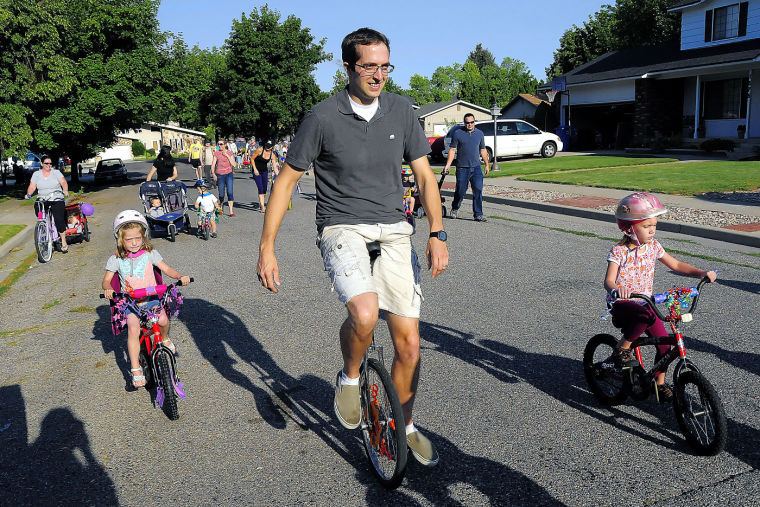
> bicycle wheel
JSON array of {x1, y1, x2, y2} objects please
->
[
  {"x1": 360, "y1": 358, "x2": 407, "y2": 489},
  {"x1": 583, "y1": 333, "x2": 628, "y2": 405},
  {"x1": 156, "y1": 352, "x2": 179, "y2": 420},
  {"x1": 673, "y1": 370, "x2": 727, "y2": 455},
  {"x1": 35, "y1": 222, "x2": 53, "y2": 263},
  {"x1": 203, "y1": 224, "x2": 210, "y2": 241}
]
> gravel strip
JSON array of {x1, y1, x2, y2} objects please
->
[{"x1": 484, "y1": 185, "x2": 760, "y2": 228}]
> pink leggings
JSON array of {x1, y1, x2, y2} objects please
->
[{"x1": 610, "y1": 300, "x2": 670, "y2": 360}]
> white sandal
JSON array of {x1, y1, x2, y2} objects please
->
[
  {"x1": 162, "y1": 339, "x2": 177, "y2": 355},
  {"x1": 130, "y1": 367, "x2": 146, "y2": 388}
]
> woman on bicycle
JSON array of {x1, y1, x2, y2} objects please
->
[
  {"x1": 146, "y1": 145, "x2": 178, "y2": 182},
  {"x1": 251, "y1": 140, "x2": 279, "y2": 213},
  {"x1": 604, "y1": 192, "x2": 716, "y2": 399},
  {"x1": 102, "y1": 210, "x2": 190, "y2": 388},
  {"x1": 25, "y1": 155, "x2": 69, "y2": 253}
]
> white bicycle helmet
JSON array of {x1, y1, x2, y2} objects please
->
[{"x1": 113, "y1": 209, "x2": 149, "y2": 239}]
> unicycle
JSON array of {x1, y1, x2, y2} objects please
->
[{"x1": 358, "y1": 242, "x2": 408, "y2": 489}]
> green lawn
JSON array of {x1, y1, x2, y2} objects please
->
[
  {"x1": 518, "y1": 161, "x2": 760, "y2": 194},
  {"x1": 0, "y1": 224, "x2": 25, "y2": 246},
  {"x1": 432, "y1": 155, "x2": 679, "y2": 178}
]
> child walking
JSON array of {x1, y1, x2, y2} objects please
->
[
  {"x1": 194, "y1": 180, "x2": 221, "y2": 238},
  {"x1": 102, "y1": 210, "x2": 190, "y2": 388},
  {"x1": 604, "y1": 192, "x2": 716, "y2": 400}
]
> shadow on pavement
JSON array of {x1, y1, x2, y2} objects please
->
[
  {"x1": 419, "y1": 321, "x2": 693, "y2": 453},
  {"x1": 92, "y1": 304, "x2": 133, "y2": 390},
  {"x1": 0, "y1": 385, "x2": 118, "y2": 504},
  {"x1": 716, "y1": 277, "x2": 760, "y2": 295}
]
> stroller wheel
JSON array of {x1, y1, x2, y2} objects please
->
[{"x1": 167, "y1": 223, "x2": 177, "y2": 242}]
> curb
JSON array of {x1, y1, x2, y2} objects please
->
[
  {"x1": 441, "y1": 190, "x2": 760, "y2": 249},
  {"x1": 0, "y1": 224, "x2": 33, "y2": 260}
]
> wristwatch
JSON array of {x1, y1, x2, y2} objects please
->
[{"x1": 429, "y1": 230, "x2": 447, "y2": 242}]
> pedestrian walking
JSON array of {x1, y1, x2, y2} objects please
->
[
  {"x1": 443, "y1": 113, "x2": 490, "y2": 221},
  {"x1": 188, "y1": 138, "x2": 203, "y2": 180},
  {"x1": 256, "y1": 27, "x2": 448, "y2": 467},
  {"x1": 212, "y1": 140, "x2": 237, "y2": 216},
  {"x1": 251, "y1": 140, "x2": 279, "y2": 213},
  {"x1": 146, "y1": 145, "x2": 178, "y2": 182},
  {"x1": 202, "y1": 141, "x2": 216, "y2": 188}
]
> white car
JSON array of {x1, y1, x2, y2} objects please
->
[{"x1": 443, "y1": 119, "x2": 562, "y2": 162}]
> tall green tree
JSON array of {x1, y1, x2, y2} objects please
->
[
  {"x1": 0, "y1": 0, "x2": 166, "y2": 183},
  {"x1": 430, "y1": 64, "x2": 462, "y2": 102},
  {"x1": 467, "y1": 43, "x2": 496, "y2": 71},
  {"x1": 204, "y1": 5, "x2": 330, "y2": 139},
  {"x1": 330, "y1": 68, "x2": 348, "y2": 95},
  {"x1": 407, "y1": 74, "x2": 434, "y2": 105},
  {"x1": 546, "y1": 0, "x2": 679, "y2": 79}
]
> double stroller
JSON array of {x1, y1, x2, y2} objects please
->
[{"x1": 139, "y1": 181, "x2": 191, "y2": 242}]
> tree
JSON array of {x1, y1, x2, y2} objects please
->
[
  {"x1": 430, "y1": 65, "x2": 462, "y2": 102},
  {"x1": 407, "y1": 74, "x2": 434, "y2": 105},
  {"x1": 382, "y1": 76, "x2": 406, "y2": 96},
  {"x1": 203, "y1": 6, "x2": 330, "y2": 139},
  {"x1": 0, "y1": 0, "x2": 166, "y2": 184},
  {"x1": 546, "y1": 0, "x2": 679, "y2": 79},
  {"x1": 330, "y1": 68, "x2": 348, "y2": 95},
  {"x1": 458, "y1": 58, "x2": 538, "y2": 109},
  {"x1": 467, "y1": 43, "x2": 496, "y2": 72}
]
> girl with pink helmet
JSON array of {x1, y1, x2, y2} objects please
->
[
  {"x1": 101, "y1": 210, "x2": 190, "y2": 389},
  {"x1": 604, "y1": 192, "x2": 716, "y2": 400}
]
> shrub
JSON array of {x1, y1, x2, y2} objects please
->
[
  {"x1": 146, "y1": 148, "x2": 156, "y2": 157},
  {"x1": 700, "y1": 138, "x2": 735, "y2": 153},
  {"x1": 131, "y1": 140, "x2": 146, "y2": 157}
]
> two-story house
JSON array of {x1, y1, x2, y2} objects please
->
[{"x1": 553, "y1": 0, "x2": 760, "y2": 149}]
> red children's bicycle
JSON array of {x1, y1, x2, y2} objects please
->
[
  {"x1": 583, "y1": 276, "x2": 727, "y2": 455},
  {"x1": 102, "y1": 277, "x2": 192, "y2": 420}
]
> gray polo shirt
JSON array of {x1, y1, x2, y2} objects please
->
[
  {"x1": 286, "y1": 89, "x2": 430, "y2": 232},
  {"x1": 451, "y1": 127, "x2": 485, "y2": 168}
]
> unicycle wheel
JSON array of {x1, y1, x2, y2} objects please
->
[{"x1": 360, "y1": 358, "x2": 407, "y2": 489}]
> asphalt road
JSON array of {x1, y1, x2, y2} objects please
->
[{"x1": 1, "y1": 160, "x2": 759, "y2": 505}]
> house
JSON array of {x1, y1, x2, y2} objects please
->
[
  {"x1": 552, "y1": 0, "x2": 760, "y2": 148},
  {"x1": 415, "y1": 100, "x2": 492, "y2": 137},
  {"x1": 500, "y1": 93, "x2": 550, "y2": 120},
  {"x1": 121, "y1": 121, "x2": 207, "y2": 155}
]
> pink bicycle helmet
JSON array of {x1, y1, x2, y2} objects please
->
[
  {"x1": 615, "y1": 192, "x2": 666, "y2": 246},
  {"x1": 113, "y1": 209, "x2": 148, "y2": 239}
]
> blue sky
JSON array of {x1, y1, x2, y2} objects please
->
[{"x1": 158, "y1": 0, "x2": 609, "y2": 92}]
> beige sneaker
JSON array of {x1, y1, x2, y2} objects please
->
[
  {"x1": 334, "y1": 372, "x2": 360, "y2": 429},
  {"x1": 407, "y1": 430, "x2": 439, "y2": 467}
]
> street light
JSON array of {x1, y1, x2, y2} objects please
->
[{"x1": 490, "y1": 103, "x2": 501, "y2": 171}]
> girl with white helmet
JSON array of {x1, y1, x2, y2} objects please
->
[
  {"x1": 604, "y1": 192, "x2": 716, "y2": 400},
  {"x1": 101, "y1": 210, "x2": 190, "y2": 389}
]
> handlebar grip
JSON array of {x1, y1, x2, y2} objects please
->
[
  {"x1": 99, "y1": 294, "x2": 105, "y2": 299},
  {"x1": 189, "y1": 277, "x2": 194, "y2": 283}
]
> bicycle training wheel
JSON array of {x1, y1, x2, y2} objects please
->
[
  {"x1": 35, "y1": 222, "x2": 53, "y2": 263},
  {"x1": 583, "y1": 334, "x2": 628, "y2": 405},
  {"x1": 673, "y1": 370, "x2": 727, "y2": 455},
  {"x1": 360, "y1": 358, "x2": 407, "y2": 489},
  {"x1": 156, "y1": 352, "x2": 179, "y2": 420}
]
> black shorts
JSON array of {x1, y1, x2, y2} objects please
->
[{"x1": 190, "y1": 158, "x2": 201, "y2": 168}]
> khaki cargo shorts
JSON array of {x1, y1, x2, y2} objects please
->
[{"x1": 318, "y1": 221, "x2": 422, "y2": 318}]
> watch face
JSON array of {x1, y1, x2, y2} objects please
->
[{"x1": 432, "y1": 230, "x2": 447, "y2": 241}]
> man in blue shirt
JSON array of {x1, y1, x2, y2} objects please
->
[{"x1": 443, "y1": 113, "x2": 490, "y2": 221}]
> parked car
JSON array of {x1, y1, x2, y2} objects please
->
[
  {"x1": 24, "y1": 151, "x2": 42, "y2": 174},
  {"x1": 442, "y1": 119, "x2": 562, "y2": 162},
  {"x1": 93, "y1": 158, "x2": 128, "y2": 184}
]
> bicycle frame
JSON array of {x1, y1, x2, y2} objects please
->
[
  {"x1": 34, "y1": 200, "x2": 60, "y2": 242},
  {"x1": 138, "y1": 311, "x2": 180, "y2": 390}
]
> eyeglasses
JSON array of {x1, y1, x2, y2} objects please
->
[
  {"x1": 464, "y1": 121, "x2": 475, "y2": 125},
  {"x1": 354, "y1": 63, "x2": 394, "y2": 75}
]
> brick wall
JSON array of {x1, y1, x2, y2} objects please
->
[{"x1": 633, "y1": 78, "x2": 684, "y2": 145}]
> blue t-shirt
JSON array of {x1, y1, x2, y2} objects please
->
[{"x1": 451, "y1": 128, "x2": 485, "y2": 168}]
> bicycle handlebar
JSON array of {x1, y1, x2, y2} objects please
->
[
  {"x1": 610, "y1": 276, "x2": 712, "y2": 322},
  {"x1": 99, "y1": 278, "x2": 193, "y2": 299}
]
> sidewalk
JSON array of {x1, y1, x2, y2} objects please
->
[{"x1": 440, "y1": 174, "x2": 760, "y2": 248}]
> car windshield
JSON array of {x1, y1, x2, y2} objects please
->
[{"x1": 26, "y1": 153, "x2": 38, "y2": 161}]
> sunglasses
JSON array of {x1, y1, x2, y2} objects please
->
[{"x1": 464, "y1": 121, "x2": 475, "y2": 125}]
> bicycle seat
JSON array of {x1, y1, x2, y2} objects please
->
[{"x1": 367, "y1": 241, "x2": 381, "y2": 265}]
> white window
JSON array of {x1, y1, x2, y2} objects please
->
[{"x1": 713, "y1": 4, "x2": 740, "y2": 40}]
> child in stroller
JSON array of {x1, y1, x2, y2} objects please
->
[
  {"x1": 63, "y1": 202, "x2": 93, "y2": 243},
  {"x1": 402, "y1": 164, "x2": 449, "y2": 219},
  {"x1": 139, "y1": 181, "x2": 191, "y2": 242}
]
